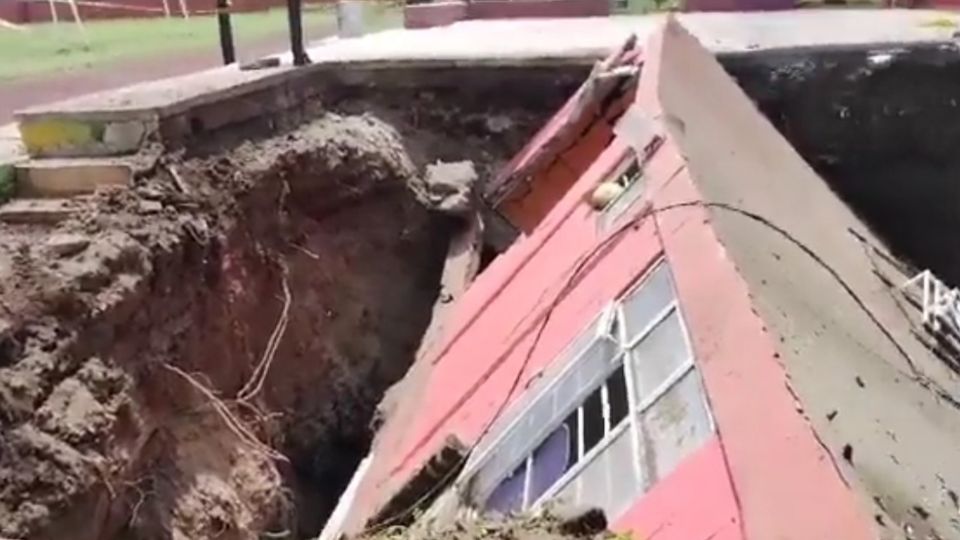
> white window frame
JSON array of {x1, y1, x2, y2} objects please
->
[
  {"x1": 461, "y1": 261, "x2": 714, "y2": 517},
  {"x1": 458, "y1": 305, "x2": 619, "y2": 500}
]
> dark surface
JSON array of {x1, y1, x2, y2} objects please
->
[{"x1": 723, "y1": 43, "x2": 960, "y2": 287}]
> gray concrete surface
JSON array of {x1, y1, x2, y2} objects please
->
[
  {"x1": 16, "y1": 9, "x2": 960, "y2": 122},
  {"x1": 660, "y1": 20, "x2": 960, "y2": 540}
]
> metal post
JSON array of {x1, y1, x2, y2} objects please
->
[
  {"x1": 217, "y1": 0, "x2": 235, "y2": 65},
  {"x1": 286, "y1": 0, "x2": 309, "y2": 66}
]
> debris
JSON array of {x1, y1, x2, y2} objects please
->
[
  {"x1": 588, "y1": 182, "x2": 624, "y2": 210},
  {"x1": 554, "y1": 507, "x2": 608, "y2": 537},
  {"x1": 138, "y1": 200, "x2": 163, "y2": 214},
  {"x1": 165, "y1": 163, "x2": 190, "y2": 195},
  {"x1": 370, "y1": 435, "x2": 468, "y2": 529},
  {"x1": 417, "y1": 161, "x2": 479, "y2": 216},
  {"x1": 240, "y1": 57, "x2": 282, "y2": 71},
  {"x1": 855, "y1": 376, "x2": 866, "y2": 388},
  {"x1": 0, "y1": 198, "x2": 76, "y2": 224},
  {"x1": 842, "y1": 444, "x2": 854, "y2": 463},
  {"x1": 45, "y1": 233, "x2": 89, "y2": 258},
  {"x1": 826, "y1": 410, "x2": 838, "y2": 421}
]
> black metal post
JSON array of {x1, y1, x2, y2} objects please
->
[
  {"x1": 286, "y1": 0, "x2": 308, "y2": 66},
  {"x1": 217, "y1": 0, "x2": 235, "y2": 65}
]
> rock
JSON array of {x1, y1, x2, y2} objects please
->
[
  {"x1": 0, "y1": 199, "x2": 75, "y2": 225},
  {"x1": 45, "y1": 234, "x2": 90, "y2": 258},
  {"x1": 139, "y1": 200, "x2": 163, "y2": 214},
  {"x1": 418, "y1": 161, "x2": 478, "y2": 216},
  {"x1": 588, "y1": 182, "x2": 624, "y2": 210},
  {"x1": 553, "y1": 507, "x2": 608, "y2": 537}
]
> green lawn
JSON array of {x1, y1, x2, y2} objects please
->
[{"x1": 0, "y1": 3, "x2": 400, "y2": 82}]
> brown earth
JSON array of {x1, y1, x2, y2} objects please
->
[
  {"x1": 361, "y1": 511, "x2": 615, "y2": 540},
  {"x1": 0, "y1": 113, "x2": 457, "y2": 540},
  {"x1": 0, "y1": 54, "x2": 584, "y2": 540}
]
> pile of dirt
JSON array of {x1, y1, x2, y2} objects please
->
[
  {"x1": 0, "y1": 112, "x2": 466, "y2": 540},
  {"x1": 361, "y1": 511, "x2": 615, "y2": 540}
]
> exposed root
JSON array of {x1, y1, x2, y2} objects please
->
[
  {"x1": 238, "y1": 263, "x2": 292, "y2": 403},
  {"x1": 161, "y1": 363, "x2": 287, "y2": 462}
]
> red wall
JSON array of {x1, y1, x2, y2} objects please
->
[
  {"x1": 347, "y1": 118, "x2": 745, "y2": 537},
  {"x1": 344, "y1": 24, "x2": 880, "y2": 538}
]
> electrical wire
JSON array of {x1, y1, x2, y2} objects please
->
[{"x1": 362, "y1": 197, "x2": 952, "y2": 533}]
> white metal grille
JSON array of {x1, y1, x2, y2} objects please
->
[{"x1": 465, "y1": 262, "x2": 713, "y2": 519}]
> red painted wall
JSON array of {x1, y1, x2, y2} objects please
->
[
  {"x1": 614, "y1": 439, "x2": 741, "y2": 539},
  {"x1": 345, "y1": 21, "x2": 877, "y2": 540},
  {"x1": 500, "y1": 111, "x2": 619, "y2": 233},
  {"x1": 348, "y1": 131, "x2": 744, "y2": 536}
]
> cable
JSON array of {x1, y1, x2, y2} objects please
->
[{"x1": 363, "y1": 197, "x2": 951, "y2": 533}]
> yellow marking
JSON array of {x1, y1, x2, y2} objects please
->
[
  {"x1": 19, "y1": 119, "x2": 99, "y2": 155},
  {"x1": 920, "y1": 16, "x2": 958, "y2": 29}
]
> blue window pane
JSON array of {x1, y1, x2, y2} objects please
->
[
  {"x1": 528, "y1": 424, "x2": 573, "y2": 504},
  {"x1": 484, "y1": 460, "x2": 527, "y2": 515}
]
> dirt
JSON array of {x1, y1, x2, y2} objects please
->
[
  {"x1": 361, "y1": 510, "x2": 614, "y2": 540},
  {"x1": 0, "y1": 100, "x2": 554, "y2": 540}
]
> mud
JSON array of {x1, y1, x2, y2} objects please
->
[
  {"x1": 0, "y1": 64, "x2": 574, "y2": 540},
  {"x1": 361, "y1": 511, "x2": 613, "y2": 540},
  {"x1": 722, "y1": 43, "x2": 960, "y2": 286}
]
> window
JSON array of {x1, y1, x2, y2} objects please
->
[
  {"x1": 464, "y1": 262, "x2": 713, "y2": 520},
  {"x1": 599, "y1": 157, "x2": 646, "y2": 230}
]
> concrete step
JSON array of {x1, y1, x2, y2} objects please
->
[
  {"x1": 14, "y1": 158, "x2": 133, "y2": 198},
  {"x1": 0, "y1": 198, "x2": 77, "y2": 224}
]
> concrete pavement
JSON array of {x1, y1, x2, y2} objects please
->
[{"x1": 11, "y1": 9, "x2": 960, "y2": 158}]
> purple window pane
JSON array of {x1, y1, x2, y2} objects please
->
[
  {"x1": 528, "y1": 424, "x2": 572, "y2": 504},
  {"x1": 485, "y1": 461, "x2": 527, "y2": 515}
]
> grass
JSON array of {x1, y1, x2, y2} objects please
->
[{"x1": 0, "y1": 2, "x2": 400, "y2": 82}]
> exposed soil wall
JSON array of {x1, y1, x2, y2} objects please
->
[
  {"x1": 0, "y1": 62, "x2": 582, "y2": 540},
  {"x1": 721, "y1": 43, "x2": 960, "y2": 286},
  {"x1": 0, "y1": 114, "x2": 451, "y2": 540}
]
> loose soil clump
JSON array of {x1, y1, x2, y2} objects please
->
[{"x1": 0, "y1": 111, "x2": 515, "y2": 540}]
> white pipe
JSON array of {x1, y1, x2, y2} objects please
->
[{"x1": 317, "y1": 451, "x2": 374, "y2": 540}]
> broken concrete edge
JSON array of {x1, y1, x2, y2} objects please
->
[
  {"x1": 13, "y1": 56, "x2": 597, "y2": 124},
  {"x1": 713, "y1": 38, "x2": 960, "y2": 64},
  {"x1": 14, "y1": 159, "x2": 134, "y2": 198},
  {"x1": 12, "y1": 57, "x2": 596, "y2": 159},
  {"x1": 368, "y1": 435, "x2": 469, "y2": 529},
  {"x1": 0, "y1": 198, "x2": 79, "y2": 224}
]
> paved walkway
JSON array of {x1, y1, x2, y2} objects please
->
[
  {"x1": 11, "y1": 8, "x2": 960, "y2": 141},
  {"x1": 0, "y1": 21, "x2": 336, "y2": 124}
]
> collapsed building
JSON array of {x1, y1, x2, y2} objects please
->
[
  {"x1": 2, "y1": 10, "x2": 960, "y2": 540},
  {"x1": 327, "y1": 18, "x2": 960, "y2": 540}
]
